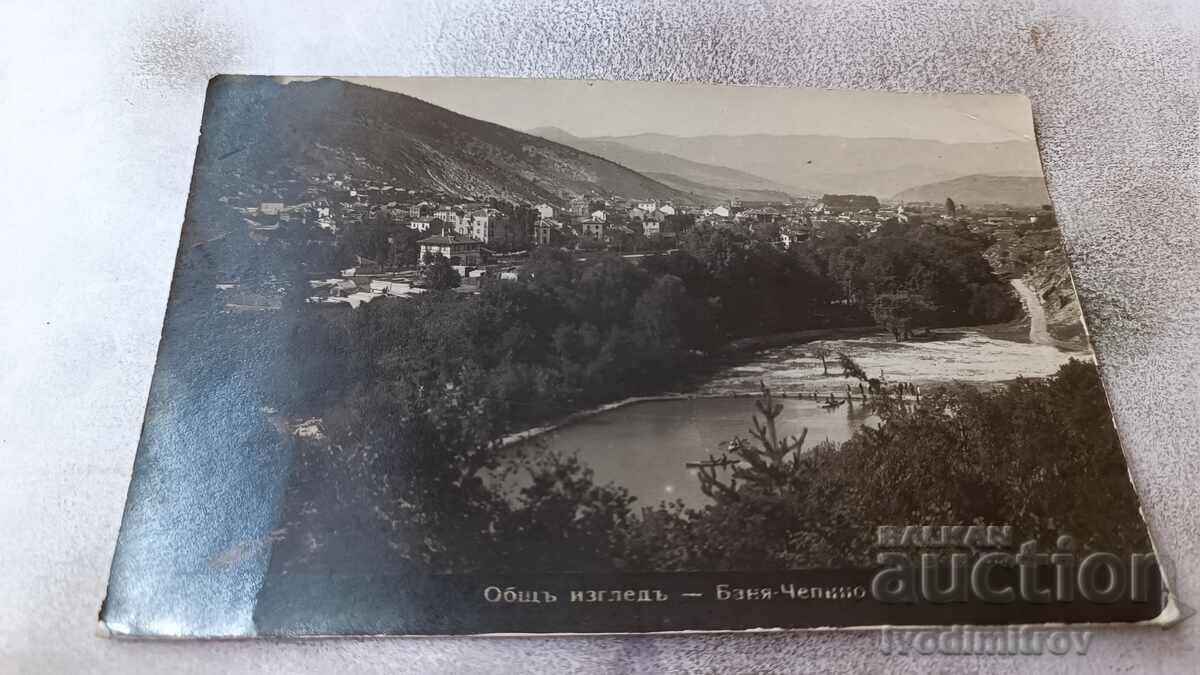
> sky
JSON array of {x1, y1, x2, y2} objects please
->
[{"x1": 320, "y1": 77, "x2": 1036, "y2": 143}]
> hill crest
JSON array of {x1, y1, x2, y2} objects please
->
[
  {"x1": 202, "y1": 77, "x2": 694, "y2": 206},
  {"x1": 893, "y1": 174, "x2": 1051, "y2": 207}
]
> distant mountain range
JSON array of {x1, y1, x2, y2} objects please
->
[
  {"x1": 640, "y1": 172, "x2": 793, "y2": 204},
  {"x1": 576, "y1": 133, "x2": 1046, "y2": 199},
  {"x1": 526, "y1": 127, "x2": 795, "y2": 202},
  {"x1": 893, "y1": 174, "x2": 1052, "y2": 207},
  {"x1": 204, "y1": 77, "x2": 1050, "y2": 210},
  {"x1": 204, "y1": 77, "x2": 693, "y2": 206}
]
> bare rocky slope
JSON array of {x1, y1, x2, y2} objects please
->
[
  {"x1": 201, "y1": 77, "x2": 694, "y2": 206},
  {"x1": 985, "y1": 227, "x2": 1087, "y2": 348}
]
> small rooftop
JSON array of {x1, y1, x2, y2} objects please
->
[{"x1": 418, "y1": 235, "x2": 483, "y2": 246}]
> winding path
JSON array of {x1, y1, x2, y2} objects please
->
[{"x1": 1010, "y1": 278, "x2": 1054, "y2": 346}]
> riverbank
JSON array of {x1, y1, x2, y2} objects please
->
[
  {"x1": 973, "y1": 319, "x2": 1036, "y2": 344},
  {"x1": 718, "y1": 325, "x2": 882, "y2": 355},
  {"x1": 498, "y1": 391, "x2": 804, "y2": 448},
  {"x1": 498, "y1": 325, "x2": 887, "y2": 448},
  {"x1": 499, "y1": 394, "x2": 690, "y2": 448},
  {"x1": 500, "y1": 395, "x2": 872, "y2": 508},
  {"x1": 502, "y1": 314, "x2": 1085, "y2": 449}
]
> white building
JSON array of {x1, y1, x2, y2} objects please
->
[
  {"x1": 433, "y1": 209, "x2": 462, "y2": 228},
  {"x1": 410, "y1": 217, "x2": 436, "y2": 232},
  {"x1": 467, "y1": 208, "x2": 505, "y2": 242},
  {"x1": 408, "y1": 201, "x2": 436, "y2": 218},
  {"x1": 418, "y1": 235, "x2": 483, "y2": 266}
]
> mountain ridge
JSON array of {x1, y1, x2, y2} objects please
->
[
  {"x1": 586, "y1": 132, "x2": 1044, "y2": 198},
  {"x1": 203, "y1": 77, "x2": 695, "y2": 206},
  {"x1": 526, "y1": 126, "x2": 803, "y2": 200},
  {"x1": 893, "y1": 174, "x2": 1051, "y2": 207},
  {"x1": 641, "y1": 172, "x2": 793, "y2": 203}
]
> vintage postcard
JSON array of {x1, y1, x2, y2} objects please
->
[{"x1": 101, "y1": 76, "x2": 1166, "y2": 637}]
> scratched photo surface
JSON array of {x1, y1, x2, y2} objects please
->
[{"x1": 102, "y1": 76, "x2": 1157, "y2": 636}]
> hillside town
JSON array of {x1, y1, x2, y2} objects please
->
[{"x1": 211, "y1": 168, "x2": 1055, "y2": 312}]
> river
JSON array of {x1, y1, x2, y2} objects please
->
[{"x1": 508, "y1": 298, "x2": 1088, "y2": 509}]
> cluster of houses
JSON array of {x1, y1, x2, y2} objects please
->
[
  {"x1": 399, "y1": 197, "x2": 702, "y2": 268},
  {"x1": 307, "y1": 275, "x2": 429, "y2": 309},
  {"x1": 403, "y1": 197, "x2": 683, "y2": 249},
  {"x1": 219, "y1": 170, "x2": 1051, "y2": 311}
]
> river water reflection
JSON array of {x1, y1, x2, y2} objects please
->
[
  {"x1": 513, "y1": 397, "x2": 877, "y2": 508},
  {"x1": 510, "y1": 328, "x2": 1087, "y2": 508}
]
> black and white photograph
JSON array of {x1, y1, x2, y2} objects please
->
[{"x1": 102, "y1": 76, "x2": 1161, "y2": 636}]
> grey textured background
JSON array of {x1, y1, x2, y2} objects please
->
[{"x1": 1, "y1": 0, "x2": 1198, "y2": 672}]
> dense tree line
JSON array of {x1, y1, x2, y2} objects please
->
[
  {"x1": 807, "y1": 220, "x2": 1020, "y2": 332},
  {"x1": 334, "y1": 211, "x2": 424, "y2": 268},
  {"x1": 285, "y1": 248, "x2": 718, "y2": 424},
  {"x1": 270, "y1": 236, "x2": 831, "y2": 573},
  {"x1": 272, "y1": 247, "x2": 716, "y2": 573},
  {"x1": 273, "y1": 354, "x2": 1149, "y2": 575},
  {"x1": 267, "y1": 222, "x2": 1138, "y2": 578},
  {"x1": 621, "y1": 360, "x2": 1149, "y2": 571},
  {"x1": 326, "y1": 213, "x2": 1019, "y2": 339}
]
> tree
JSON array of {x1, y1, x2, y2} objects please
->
[
  {"x1": 631, "y1": 274, "x2": 715, "y2": 354},
  {"x1": 871, "y1": 292, "x2": 937, "y2": 341},
  {"x1": 388, "y1": 226, "x2": 423, "y2": 266},
  {"x1": 750, "y1": 221, "x2": 782, "y2": 243},
  {"x1": 494, "y1": 451, "x2": 636, "y2": 572},
  {"x1": 421, "y1": 254, "x2": 461, "y2": 290},
  {"x1": 837, "y1": 353, "x2": 868, "y2": 381},
  {"x1": 673, "y1": 384, "x2": 866, "y2": 570},
  {"x1": 945, "y1": 197, "x2": 957, "y2": 217},
  {"x1": 838, "y1": 359, "x2": 1150, "y2": 554},
  {"x1": 696, "y1": 384, "x2": 812, "y2": 499},
  {"x1": 811, "y1": 345, "x2": 832, "y2": 375}
]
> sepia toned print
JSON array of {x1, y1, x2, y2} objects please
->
[{"x1": 104, "y1": 76, "x2": 1160, "y2": 636}]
